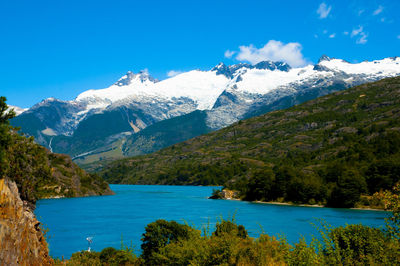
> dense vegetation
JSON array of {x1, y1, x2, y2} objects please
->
[
  {"x1": 60, "y1": 183, "x2": 400, "y2": 265},
  {"x1": 0, "y1": 97, "x2": 113, "y2": 207},
  {"x1": 100, "y1": 77, "x2": 400, "y2": 208}
]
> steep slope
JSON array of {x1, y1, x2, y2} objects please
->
[
  {"x1": 76, "y1": 110, "x2": 212, "y2": 169},
  {"x1": 122, "y1": 110, "x2": 211, "y2": 157},
  {"x1": 1, "y1": 98, "x2": 113, "y2": 208},
  {"x1": 99, "y1": 76, "x2": 400, "y2": 207},
  {"x1": 11, "y1": 56, "x2": 400, "y2": 163},
  {"x1": 0, "y1": 179, "x2": 52, "y2": 266}
]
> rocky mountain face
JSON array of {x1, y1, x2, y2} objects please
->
[
  {"x1": 11, "y1": 56, "x2": 400, "y2": 164},
  {"x1": 0, "y1": 179, "x2": 52, "y2": 266}
]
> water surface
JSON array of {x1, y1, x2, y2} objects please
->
[{"x1": 35, "y1": 185, "x2": 388, "y2": 259}]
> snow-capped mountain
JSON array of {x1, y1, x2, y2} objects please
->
[
  {"x1": 7, "y1": 105, "x2": 28, "y2": 116},
  {"x1": 11, "y1": 56, "x2": 400, "y2": 162}
]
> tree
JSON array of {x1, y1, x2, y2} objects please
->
[
  {"x1": 0, "y1": 96, "x2": 15, "y2": 125},
  {"x1": 328, "y1": 169, "x2": 367, "y2": 208},
  {"x1": 375, "y1": 182, "x2": 400, "y2": 241},
  {"x1": 0, "y1": 96, "x2": 15, "y2": 177},
  {"x1": 245, "y1": 169, "x2": 275, "y2": 201},
  {"x1": 141, "y1": 219, "x2": 196, "y2": 263},
  {"x1": 213, "y1": 220, "x2": 248, "y2": 239},
  {"x1": 366, "y1": 159, "x2": 400, "y2": 193},
  {"x1": 329, "y1": 224, "x2": 388, "y2": 264}
]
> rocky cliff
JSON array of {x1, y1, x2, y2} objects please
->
[{"x1": 0, "y1": 178, "x2": 53, "y2": 265}]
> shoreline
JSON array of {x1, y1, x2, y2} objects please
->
[
  {"x1": 254, "y1": 200, "x2": 324, "y2": 208},
  {"x1": 219, "y1": 196, "x2": 385, "y2": 211}
]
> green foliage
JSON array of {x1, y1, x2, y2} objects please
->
[
  {"x1": 287, "y1": 237, "x2": 321, "y2": 265},
  {"x1": 328, "y1": 169, "x2": 367, "y2": 208},
  {"x1": 328, "y1": 224, "x2": 390, "y2": 264},
  {"x1": 244, "y1": 168, "x2": 275, "y2": 201},
  {"x1": 209, "y1": 188, "x2": 223, "y2": 199},
  {"x1": 0, "y1": 96, "x2": 15, "y2": 124},
  {"x1": 140, "y1": 219, "x2": 199, "y2": 264},
  {"x1": 376, "y1": 182, "x2": 400, "y2": 241},
  {"x1": 0, "y1": 96, "x2": 112, "y2": 205},
  {"x1": 99, "y1": 247, "x2": 138, "y2": 265},
  {"x1": 67, "y1": 251, "x2": 102, "y2": 266},
  {"x1": 213, "y1": 219, "x2": 248, "y2": 239},
  {"x1": 100, "y1": 77, "x2": 400, "y2": 208}
]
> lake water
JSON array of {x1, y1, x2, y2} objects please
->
[{"x1": 35, "y1": 185, "x2": 388, "y2": 259}]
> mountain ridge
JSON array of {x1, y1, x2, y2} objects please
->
[{"x1": 11, "y1": 56, "x2": 400, "y2": 165}]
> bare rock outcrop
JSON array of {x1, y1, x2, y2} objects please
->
[{"x1": 0, "y1": 178, "x2": 53, "y2": 265}]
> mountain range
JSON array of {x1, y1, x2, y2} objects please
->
[{"x1": 11, "y1": 56, "x2": 400, "y2": 166}]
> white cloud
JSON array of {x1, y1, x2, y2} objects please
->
[
  {"x1": 329, "y1": 33, "x2": 336, "y2": 38},
  {"x1": 373, "y1": 5, "x2": 383, "y2": 16},
  {"x1": 343, "y1": 31, "x2": 349, "y2": 35},
  {"x1": 358, "y1": 9, "x2": 365, "y2": 16},
  {"x1": 167, "y1": 70, "x2": 182, "y2": 77},
  {"x1": 357, "y1": 33, "x2": 368, "y2": 44},
  {"x1": 224, "y1": 50, "x2": 235, "y2": 59},
  {"x1": 351, "y1": 26, "x2": 363, "y2": 37},
  {"x1": 350, "y1": 26, "x2": 368, "y2": 44},
  {"x1": 234, "y1": 40, "x2": 308, "y2": 67},
  {"x1": 317, "y1": 2, "x2": 332, "y2": 19}
]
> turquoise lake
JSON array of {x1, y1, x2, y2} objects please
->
[{"x1": 35, "y1": 185, "x2": 388, "y2": 259}]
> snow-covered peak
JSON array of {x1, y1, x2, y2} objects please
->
[
  {"x1": 7, "y1": 105, "x2": 28, "y2": 116},
  {"x1": 114, "y1": 70, "x2": 157, "y2": 86},
  {"x1": 318, "y1": 55, "x2": 332, "y2": 63},
  {"x1": 212, "y1": 62, "x2": 226, "y2": 70},
  {"x1": 234, "y1": 65, "x2": 320, "y2": 94},
  {"x1": 254, "y1": 61, "x2": 291, "y2": 71},
  {"x1": 317, "y1": 57, "x2": 400, "y2": 76},
  {"x1": 213, "y1": 61, "x2": 291, "y2": 79},
  {"x1": 34, "y1": 97, "x2": 62, "y2": 106},
  {"x1": 76, "y1": 69, "x2": 229, "y2": 111},
  {"x1": 152, "y1": 70, "x2": 229, "y2": 110},
  {"x1": 74, "y1": 56, "x2": 400, "y2": 115}
]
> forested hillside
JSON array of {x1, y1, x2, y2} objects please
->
[
  {"x1": 0, "y1": 97, "x2": 113, "y2": 208},
  {"x1": 100, "y1": 77, "x2": 400, "y2": 208}
]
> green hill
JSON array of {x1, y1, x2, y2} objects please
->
[
  {"x1": 0, "y1": 97, "x2": 113, "y2": 207},
  {"x1": 99, "y1": 76, "x2": 400, "y2": 208}
]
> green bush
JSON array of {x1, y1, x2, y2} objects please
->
[
  {"x1": 213, "y1": 219, "x2": 248, "y2": 239},
  {"x1": 140, "y1": 219, "x2": 199, "y2": 264}
]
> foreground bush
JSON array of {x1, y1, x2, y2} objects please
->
[{"x1": 63, "y1": 222, "x2": 399, "y2": 265}]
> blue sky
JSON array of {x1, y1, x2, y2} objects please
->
[{"x1": 1, "y1": 0, "x2": 399, "y2": 108}]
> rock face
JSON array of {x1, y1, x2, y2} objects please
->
[
  {"x1": 0, "y1": 179, "x2": 53, "y2": 265},
  {"x1": 209, "y1": 189, "x2": 240, "y2": 200}
]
